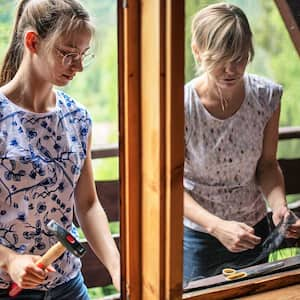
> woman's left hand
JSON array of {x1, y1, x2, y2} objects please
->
[
  {"x1": 272, "y1": 205, "x2": 289, "y2": 226},
  {"x1": 272, "y1": 206, "x2": 300, "y2": 239}
]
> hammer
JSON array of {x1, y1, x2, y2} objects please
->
[{"x1": 9, "y1": 220, "x2": 86, "y2": 297}]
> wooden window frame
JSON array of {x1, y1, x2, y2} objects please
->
[{"x1": 118, "y1": 1, "x2": 300, "y2": 299}]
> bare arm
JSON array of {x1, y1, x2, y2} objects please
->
[
  {"x1": 256, "y1": 104, "x2": 300, "y2": 238},
  {"x1": 184, "y1": 191, "x2": 261, "y2": 252},
  {"x1": 74, "y1": 133, "x2": 120, "y2": 291},
  {"x1": 256, "y1": 104, "x2": 287, "y2": 225}
]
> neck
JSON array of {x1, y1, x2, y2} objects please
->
[
  {"x1": 1, "y1": 68, "x2": 55, "y2": 113},
  {"x1": 195, "y1": 74, "x2": 245, "y2": 115}
]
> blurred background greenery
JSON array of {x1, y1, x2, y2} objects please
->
[{"x1": 1, "y1": 0, "x2": 300, "y2": 298}]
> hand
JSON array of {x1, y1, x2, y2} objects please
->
[
  {"x1": 272, "y1": 205, "x2": 289, "y2": 226},
  {"x1": 286, "y1": 219, "x2": 300, "y2": 239},
  {"x1": 6, "y1": 252, "x2": 55, "y2": 289},
  {"x1": 211, "y1": 219, "x2": 261, "y2": 252},
  {"x1": 272, "y1": 206, "x2": 300, "y2": 239}
]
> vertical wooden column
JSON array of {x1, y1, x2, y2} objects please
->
[
  {"x1": 140, "y1": 0, "x2": 184, "y2": 299},
  {"x1": 119, "y1": 0, "x2": 142, "y2": 299},
  {"x1": 165, "y1": 1, "x2": 185, "y2": 298},
  {"x1": 120, "y1": 0, "x2": 184, "y2": 299},
  {"x1": 140, "y1": 0, "x2": 164, "y2": 299}
]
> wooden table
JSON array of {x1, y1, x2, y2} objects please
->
[{"x1": 238, "y1": 282, "x2": 300, "y2": 300}]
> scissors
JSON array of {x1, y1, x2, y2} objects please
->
[{"x1": 222, "y1": 261, "x2": 285, "y2": 281}]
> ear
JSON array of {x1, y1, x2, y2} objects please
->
[
  {"x1": 191, "y1": 42, "x2": 201, "y2": 63},
  {"x1": 24, "y1": 31, "x2": 39, "y2": 53}
]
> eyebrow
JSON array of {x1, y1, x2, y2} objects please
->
[{"x1": 61, "y1": 45, "x2": 91, "y2": 52}]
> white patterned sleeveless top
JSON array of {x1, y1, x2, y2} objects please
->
[{"x1": 184, "y1": 74, "x2": 283, "y2": 232}]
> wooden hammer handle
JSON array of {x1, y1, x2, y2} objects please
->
[
  {"x1": 35, "y1": 242, "x2": 66, "y2": 269},
  {"x1": 9, "y1": 242, "x2": 66, "y2": 297}
]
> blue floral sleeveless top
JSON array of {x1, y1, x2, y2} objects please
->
[{"x1": 0, "y1": 90, "x2": 91, "y2": 290}]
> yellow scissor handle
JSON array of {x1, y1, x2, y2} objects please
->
[{"x1": 222, "y1": 268, "x2": 247, "y2": 280}]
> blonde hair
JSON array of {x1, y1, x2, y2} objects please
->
[
  {"x1": 0, "y1": 0, "x2": 94, "y2": 86},
  {"x1": 191, "y1": 2, "x2": 254, "y2": 74}
]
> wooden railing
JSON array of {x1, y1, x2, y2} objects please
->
[
  {"x1": 278, "y1": 127, "x2": 300, "y2": 200},
  {"x1": 80, "y1": 127, "x2": 300, "y2": 297}
]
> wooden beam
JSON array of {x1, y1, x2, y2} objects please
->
[
  {"x1": 165, "y1": 0, "x2": 185, "y2": 299},
  {"x1": 139, "y1": 0, "x2": 185, "y2": 299},
  {"x1": 120, "y1": 0, "x2": 184, "y2": 299},
  {"x1": 274, "y1": 0, "x2": 300, "y2": 56},
  {"x1": 119, "y1": 0, "x2": 142, "y2": 299},
  {"x1": 140, "y1": 0, "x2": 165, "y2": 298}
]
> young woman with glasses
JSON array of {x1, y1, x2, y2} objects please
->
[{"x1": 0, "y1": 0, "x2": 120, "y2": 299}]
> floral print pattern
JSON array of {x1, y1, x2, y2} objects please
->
[{"x1": 0, "y1": 90, "x2": 91, "y2": 290}]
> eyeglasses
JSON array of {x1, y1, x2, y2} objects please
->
[{"x1": 55, "y1": 47, "x2": 95, "y2": 68}]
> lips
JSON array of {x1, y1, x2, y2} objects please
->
[
  {"x1": 62, "y1": 74, "x2": 74, "y2": 80},
  {"x1": 223, "y1": 77, "x2": 238, "y2": 81}
]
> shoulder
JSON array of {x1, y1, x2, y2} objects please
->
[
  {"x1": 56, "y1": 90, "x2": 87, "y2": 111},
  {"x1": 246, "y1": 73, "x2": 283, "y2": 97},
  {"x1": 184, "y1": 78, "x2": 198, "y2": 95},
  {"x1": 56, "y1": 90, "x2": 91, "y2": 118},
  {"x1": 246, "y1": 73, "x2": 282, "y2": 116},
  {"x1": 184, "y1": 78, "x2": 199, "y2": 111}
]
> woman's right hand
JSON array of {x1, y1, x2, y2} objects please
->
[
  {"x1": 6, "y1": 252, "x2": 54, "y2": 289},
  {"x1": 210, "y1": 219, "x2": 261, "y2": 252}
]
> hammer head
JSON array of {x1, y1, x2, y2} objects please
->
[{"x1": 47, "y1": 220, "x2": 86, "y2": 258}]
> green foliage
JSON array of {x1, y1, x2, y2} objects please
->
[
  {"x1": 62, "y1": 1, "x2": 118, "y2": 125},
  {"x1": 0, "y1": 1, "x2": 15, "y2": 63},
  {"x1": 93, "y1": 157, "x2": 119, "y2": 181}
]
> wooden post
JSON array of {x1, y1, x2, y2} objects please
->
[
  {"x1": 274, "y1": 0, "x2": 300, "y2": 56},
  {"x1": 120, "y1": 0, "x2": 184, "y2": 299},
  {"x1": 119, "y1": 0, "x2": 142, "y2": 299}
]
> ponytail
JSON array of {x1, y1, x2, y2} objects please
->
[
  {"x1": 0, "y1": 0, "x2": 30, "y2": 86},
  {"x1": 0, "y1": 0, "x2": 94, "y2": 87}
]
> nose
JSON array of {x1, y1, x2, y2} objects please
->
[
  {"x1": 71, "y1": 58, "x2": 84, "y2": 72},
  {"x1": 224, "y1": 62, "x2": 238, "y2": 75}
]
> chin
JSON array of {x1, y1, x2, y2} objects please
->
[
  {"x1": 218, "y1": 78, "x2": 242, "y2": 89},
  {"x1": 54, "y1": 79, "x2": 71, "y2": 87}
]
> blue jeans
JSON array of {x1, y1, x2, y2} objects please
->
[
  {"x1": 0, "y1": 272, "x2": 89, "y2": 300},
  {"x1": 183, "y1": 217, "x2": 271, "y2": 284}
]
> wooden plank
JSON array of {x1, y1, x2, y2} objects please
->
[
  {"x1": 140, "y1": 0, "x2": 164, "y2": 298},
  {"x1": 116, "y1": 1, "x2": 126, "y2": 297},
  {"x1": 184, "y1": 255, "x2": 300, "y2": 292},
  {"x1": 91, "y1": 145, "x2": 119, "y2": 159},
  {"x1": 183, "y1": 269, "x2": 300, "y2": 300},
  {"x1": 95, "y1": 180, "x2": 119, "y2": 222},
  {"x1": 120, "y1": 0, "x2": 142, "y2": 299},
  {"x1": 81, "y1": 237, "x2": 120, "y2": 288},
  {"x1": 165, "y1": 0, "x2": 185, "y2": 299},
  {"x1": 279, "y1": 126, "x2": 300, "y2": 140},
  {"x1": 237, "y1": 283, "x2": 300, "y2": 300},
  {"x1": 278, "y1": 159, "x2": 300, "y2": 195}
]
